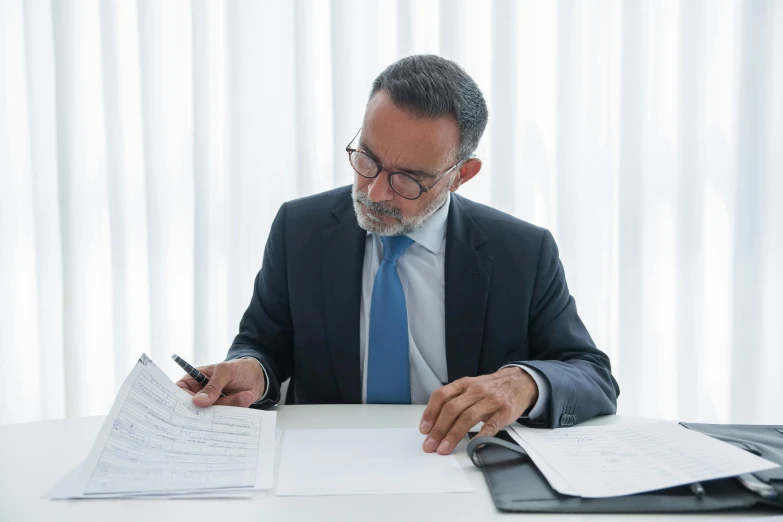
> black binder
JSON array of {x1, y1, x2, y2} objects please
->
[{"x1": 467, "y1": 423, "x2": 783, "y2": 514}]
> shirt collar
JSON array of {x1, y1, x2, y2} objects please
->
[{"x1": 406, "y1": 192, "x2": 450, "y2": 254}]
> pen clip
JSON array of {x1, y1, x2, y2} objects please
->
[{"x1": 689, "y1": 482, "x2": 705, "y2": 499}]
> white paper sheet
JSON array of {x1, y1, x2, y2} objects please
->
[
  {"x1": 504, "y1": 428, "x2": 579, "y2": 496},
  {"x1": 509, "y1": 422, "x2": 779, "y2": 498},
  {"x1": 44, "y1": 464, "x2": 254, "y2": 499},
  {"x1": 48, "y1": 354, "x2": 276, "y2": 498},
  {"x1": 45, "y1": 429, "x2": 283, "y2": 500},
  {"x1": 276, "y1": 428, "x2": 473, "y2": 496}
]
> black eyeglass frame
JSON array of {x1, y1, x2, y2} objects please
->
[{"x1": 345, "y1": 128, "x2": 463, "y2": 201}]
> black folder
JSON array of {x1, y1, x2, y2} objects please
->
[{"x1": 467, "y1": 423, "x2": 783, "y2": 514}]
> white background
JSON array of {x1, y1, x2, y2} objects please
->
[{"x1": 1, "y1": 0, "x2": 781, "y2": 425}]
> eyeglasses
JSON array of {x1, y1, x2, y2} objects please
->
[{"x1": 345, "y1": 128, "x2": 461, "y2": 200}]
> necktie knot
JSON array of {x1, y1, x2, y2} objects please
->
[{"x1": 380, "y1": 235, "x2": 414, "y2": 264}]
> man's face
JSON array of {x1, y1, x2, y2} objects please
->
[{"x1": 352, "y1": 92, "x2": 462, "y2": 236}]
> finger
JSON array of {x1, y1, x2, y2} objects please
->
[
  {"x1": 177, "y1": 366, "x2": 216, "y2": 391},
  {"x1": 475, "y1": 411, "x2": 506, "y2": 439},
  {"x1": 422, "y1": 389, "x2": 483, "y2": 453},
  {"x1": 212, "y1": 391, "x2": 255, "y2": 408},
  {"x1": 177, "y1": 380, "x2": 201, "y2": 394},
  {"x1": 176, "y1": 377, "x2": 202, "y2": 394},
  {"x1": 193, "y1": 364, "x2": 216, "y2": 378},
  {"x1": 420, "y1": 379, "x2": 470, "y2": 435},
  {"x1": 192, "y1": 363, "x2": 231, "y2": 406},
  {"x1": 435, "y1": 399, "x2": 498, "y2": 455}
]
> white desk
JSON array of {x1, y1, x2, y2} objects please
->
[{"x1": 0, "y1": 405, "x2": 775, "y2": 521}]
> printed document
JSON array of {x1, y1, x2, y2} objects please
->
[
  {"x1": 47, "y1": 354, "x2": 276, "y2": 498},
  {"x1": 509, "y1": 422, "x2": 778, "y2": 498}
]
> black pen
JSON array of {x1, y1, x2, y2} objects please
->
[{"x1": 171, "y1": 353, "x2": 226, "y2": 398}]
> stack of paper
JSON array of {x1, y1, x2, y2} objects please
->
[
  {"x1": 45, "y1": 354, "x2": 277, "y2": 499},
  {"x1": 508, "y1": 422, "x2": 779, "y2": 498}
]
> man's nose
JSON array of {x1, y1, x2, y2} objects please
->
[{"x1": 367, "y1": 171, "x2": 394, "y2": 202}]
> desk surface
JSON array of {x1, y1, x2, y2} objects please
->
[{"x1": 0, "y1": 405, "x2": 776, "y2": 521}]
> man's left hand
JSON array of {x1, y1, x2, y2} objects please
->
[{"x1": 419, "y1": 367, "x2": 539, "y2": 455}]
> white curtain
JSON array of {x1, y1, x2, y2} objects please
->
[{"x1": 1, "y1": 0, "x2": 781, "y2": 425}]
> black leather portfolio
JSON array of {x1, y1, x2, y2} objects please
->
[{"x1": 467, "y1": 423, "x2": 783, "y2": 514}]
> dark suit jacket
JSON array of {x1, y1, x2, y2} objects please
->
[{"x1": 227, "y1": 186, "x2": 619, "y2": 428}]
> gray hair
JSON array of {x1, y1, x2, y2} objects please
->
[{"x1": 369, "y1": 55, "x2": 488, "y2": 162}]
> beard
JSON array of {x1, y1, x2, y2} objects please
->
[{"x1": 352, "y1": 182, "x2": 450, "y2": 236}]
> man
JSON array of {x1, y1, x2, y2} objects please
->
[{"x1": 177, "y1": 55, "x2": 619, "y2": 455}]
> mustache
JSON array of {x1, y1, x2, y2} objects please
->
[{"x1": 354, "y1": 191, "x2": 403, "y2": 219}]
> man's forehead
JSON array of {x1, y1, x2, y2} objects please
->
[{"x1": 361, "y1": 95, "x2": 460, "y2": 169}]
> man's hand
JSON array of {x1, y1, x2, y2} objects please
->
[
  {"x1": 419, "y1": 367, "x2": 538, "y2": 455},
  {"x1": 175, "y1": 359, "x2": 266, "y2": 408}
]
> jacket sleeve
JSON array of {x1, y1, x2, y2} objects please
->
[
  {"x1": 515, "y1": 229, "x2": 620, "y2": 428},
  {"x1": 226, "y1": 203, "x2": 292, "y2": 408}
]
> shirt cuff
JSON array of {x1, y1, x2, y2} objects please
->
[
  {"x1": 501, "y1": 364, "x2": 550, "y2": 420},
  {"x1": 239, "y1": 356, "x2": 270, "y2": 403}
]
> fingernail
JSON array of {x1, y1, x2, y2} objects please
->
[
  {"x1": 437, "y1": 440, "x2": 451, "y2": 454},
  {"x1": 423, "y1": 437, "x2": 438, "y2": 452},
  {"x1": 195, "y1": 392, "x2": 209, "y2": 400},
  {"x1": 419, "y1": 420, "x2": 431, "y2": 433}
]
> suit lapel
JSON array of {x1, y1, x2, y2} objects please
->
[
  {"x1": 445, "y1": 195, "x2": 492, "y2": 381},
  {"x1": 321, "y1": 196, "x2": 366, "y2": 404}
]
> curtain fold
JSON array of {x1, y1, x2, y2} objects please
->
[{"x1": 1, "y1": 0, "x2": 781, "y2": 425}]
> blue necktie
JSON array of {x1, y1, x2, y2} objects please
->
[{"x1": 366, "y1": 235, "x2": 415, "y2": 404}]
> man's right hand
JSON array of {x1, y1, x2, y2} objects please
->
[{"x1": 175, "y1": 359, "x2": 266, "y2": 408}]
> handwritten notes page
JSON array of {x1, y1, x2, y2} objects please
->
[
  {"x1": 509, "y1": 422, "x2": 778, "y2": 498},
  {"x1": 64, "y1": 354, "x2": 276, "y2": 497}
]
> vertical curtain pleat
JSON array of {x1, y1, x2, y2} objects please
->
[
  {"x1": 191, "y1": 0, "x2": 212, "y2": 367},
  {"x1": 675, "y1": 0, "x2": 705, "y2": 422},
  {"x1": 330, "y1": 0, "x2": 380, "y2": 188},
  {"x1": 515, "y1": 1, "x2": 558, "y2": 229},
  {"x1": 730, "y1": 0, "x2": 772, "y2": 423},
  {"x1": 616, "y1": 0, "x2": 646, "y2": 418},
  {"x1": 99, "y1": 0, "x2": 151, "y2": 391},
  {"x1": 396, "y1": 0, "x2": 414, "y2": 57},
  {"x1": 23, "y1": 0, "x2": 65, "y2": 422},
  {"x1": 488, "y1": 0, "x2": 519, "y2": 216},
  {"x1": 439, "y1": 0, "x2": 465, "y2": 61},
  {"x1": 758, "y1": 3, "x2": 783, "y2": 417},
  {"x1": 641, "y1": 0, "x2": 679, "y2": 420},
  {"x1": 1, "y1": 0, "x2": 42, "y2": 424},
  {"x1": 293, "y1": 0, "x2": 334, "y2": 195},
  {"x1": 51, "y1": 0, "x2": 115, "y2": 418},
  {"x1": 136, "y1": 0, "x2": 194, "y2": 376},
  {"x1": 698, "y1": 0, "x2": 739, "y2": 422},
  {"x1": 1, "y1": 0, "x2": 781, "y2": 425}
]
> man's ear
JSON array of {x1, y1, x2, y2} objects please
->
[{"x1": 449, "y1": 158, "x2": 482, "y2": 192}]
